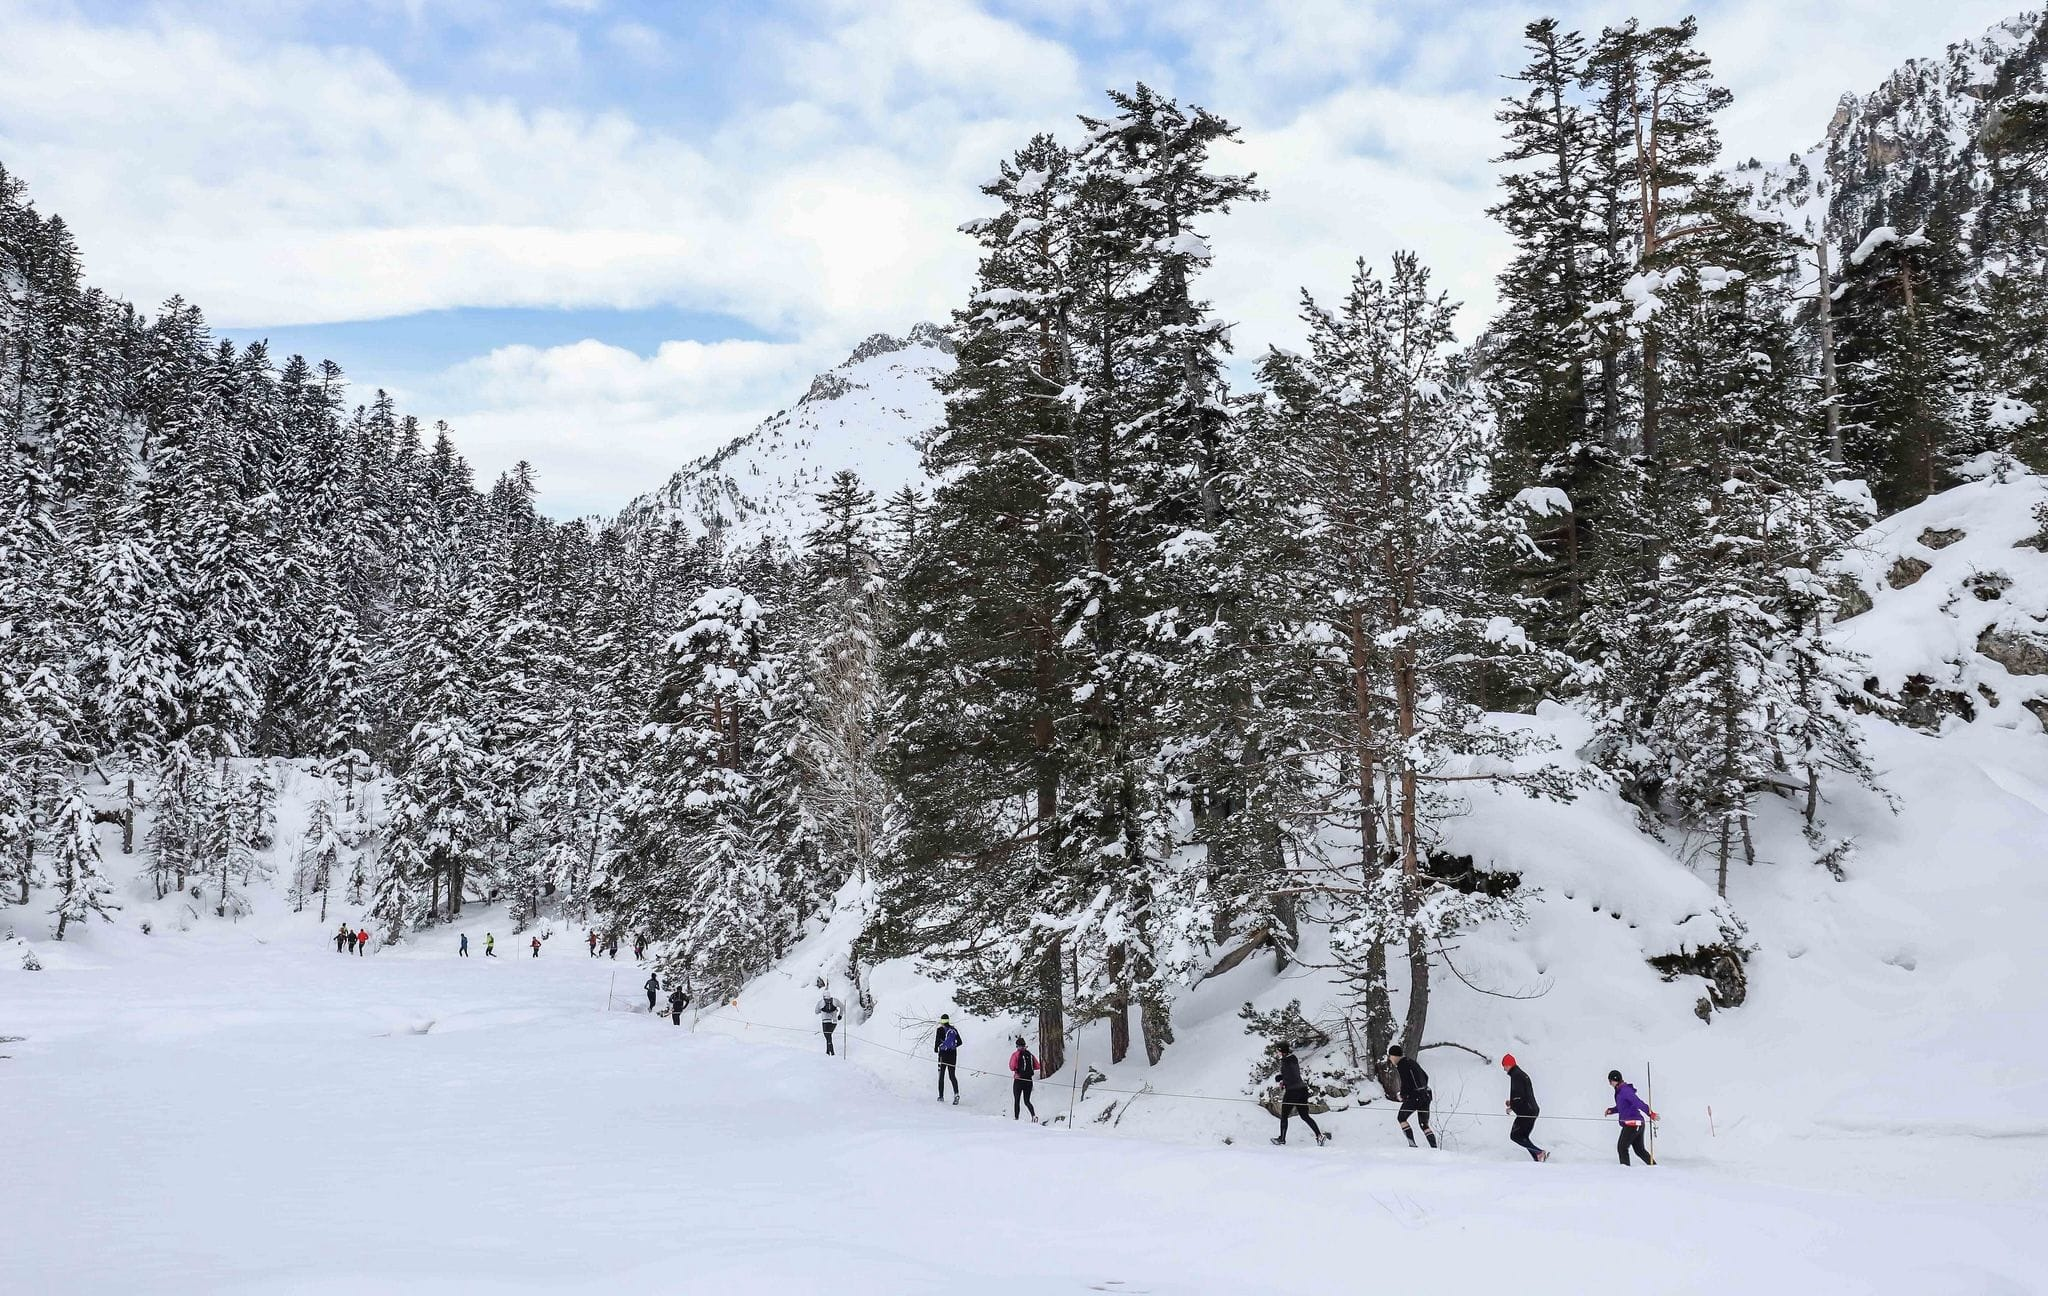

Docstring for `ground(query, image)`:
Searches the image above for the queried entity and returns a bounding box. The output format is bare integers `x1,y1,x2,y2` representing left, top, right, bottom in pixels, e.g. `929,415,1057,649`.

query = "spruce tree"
47,782,116,939
1259,253,1573,1068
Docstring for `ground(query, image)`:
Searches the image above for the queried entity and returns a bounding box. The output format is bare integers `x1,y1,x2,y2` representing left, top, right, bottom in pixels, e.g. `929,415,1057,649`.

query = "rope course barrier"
684,1007,1656,1128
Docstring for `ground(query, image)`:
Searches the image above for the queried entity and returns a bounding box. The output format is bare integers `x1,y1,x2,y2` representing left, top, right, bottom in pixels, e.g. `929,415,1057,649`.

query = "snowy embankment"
703,473,2048,1206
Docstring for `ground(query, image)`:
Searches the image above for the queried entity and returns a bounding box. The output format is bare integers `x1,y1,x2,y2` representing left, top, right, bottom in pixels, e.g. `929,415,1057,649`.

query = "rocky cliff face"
1738,12,2047,254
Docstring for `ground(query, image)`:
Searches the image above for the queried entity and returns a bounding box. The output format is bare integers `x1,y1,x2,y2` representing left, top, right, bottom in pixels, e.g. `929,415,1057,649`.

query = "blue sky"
0,0,2022,515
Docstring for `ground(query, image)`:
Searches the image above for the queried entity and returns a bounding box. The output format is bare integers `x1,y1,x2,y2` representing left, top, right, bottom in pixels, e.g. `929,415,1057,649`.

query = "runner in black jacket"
1270,1043,1328,1146
934,1015,962,1103
1502,1053,1548,1162
1387,1045,1437,1148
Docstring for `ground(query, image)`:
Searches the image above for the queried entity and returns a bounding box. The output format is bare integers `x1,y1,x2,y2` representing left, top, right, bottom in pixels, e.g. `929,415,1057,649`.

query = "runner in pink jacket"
1009,1036,1039,1121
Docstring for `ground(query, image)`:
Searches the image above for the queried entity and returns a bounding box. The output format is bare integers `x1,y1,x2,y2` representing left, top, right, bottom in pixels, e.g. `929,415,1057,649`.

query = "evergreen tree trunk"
1140,990,1172,1066
1815,239,1844,464
1106,942,1131,1064
1363,937,1397,1098
1037,936,1066,1078
1395,649,1430,1056
1277,880,1294,970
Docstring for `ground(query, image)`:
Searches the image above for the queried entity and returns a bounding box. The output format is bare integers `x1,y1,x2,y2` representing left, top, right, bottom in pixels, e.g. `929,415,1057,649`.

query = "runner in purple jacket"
1605,1070,1658,1165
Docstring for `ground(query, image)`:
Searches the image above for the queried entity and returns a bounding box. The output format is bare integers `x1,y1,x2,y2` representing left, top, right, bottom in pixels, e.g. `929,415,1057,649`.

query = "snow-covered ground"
8,474,2048,1292
6,919,2044,1295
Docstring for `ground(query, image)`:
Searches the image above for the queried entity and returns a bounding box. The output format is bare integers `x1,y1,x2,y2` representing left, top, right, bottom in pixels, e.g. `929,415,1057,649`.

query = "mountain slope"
618,324,952,548
1739,12,2047,247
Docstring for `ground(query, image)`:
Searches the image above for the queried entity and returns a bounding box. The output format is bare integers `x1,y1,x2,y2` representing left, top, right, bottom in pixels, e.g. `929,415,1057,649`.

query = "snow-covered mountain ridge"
1739,11,2046,243
617,323,953,547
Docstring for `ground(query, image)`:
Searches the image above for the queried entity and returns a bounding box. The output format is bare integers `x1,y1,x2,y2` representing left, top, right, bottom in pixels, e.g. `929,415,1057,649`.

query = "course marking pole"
1066,1047,1079,1130
1646,1060,1656,1161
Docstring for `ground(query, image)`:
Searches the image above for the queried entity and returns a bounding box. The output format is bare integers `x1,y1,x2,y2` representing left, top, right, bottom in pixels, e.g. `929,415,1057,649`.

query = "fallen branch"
1435,938,1553,1001
1419,1040,1492,1063
1196,927,1273,984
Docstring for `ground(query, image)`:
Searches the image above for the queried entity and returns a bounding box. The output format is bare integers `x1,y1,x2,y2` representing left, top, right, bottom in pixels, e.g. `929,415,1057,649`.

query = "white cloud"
605,20,665,64
0,0,2027,516
415,336,838,516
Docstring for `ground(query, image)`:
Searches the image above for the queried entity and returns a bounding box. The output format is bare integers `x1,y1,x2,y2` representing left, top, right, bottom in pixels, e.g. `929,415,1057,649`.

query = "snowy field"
9,479,2048,1293
6,921,2045,1295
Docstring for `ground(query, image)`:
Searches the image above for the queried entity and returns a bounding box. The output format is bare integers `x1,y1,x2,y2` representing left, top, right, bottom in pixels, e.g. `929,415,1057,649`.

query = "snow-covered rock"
1830,469,2048,732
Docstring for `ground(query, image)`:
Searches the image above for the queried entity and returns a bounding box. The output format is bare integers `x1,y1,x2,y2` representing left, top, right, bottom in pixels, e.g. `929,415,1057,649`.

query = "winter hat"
939,1014,951,1022
1607,1070,1624,1083
1277,1041,1293,1054
1386,1045,1404,1058
1500,1053,1517,1069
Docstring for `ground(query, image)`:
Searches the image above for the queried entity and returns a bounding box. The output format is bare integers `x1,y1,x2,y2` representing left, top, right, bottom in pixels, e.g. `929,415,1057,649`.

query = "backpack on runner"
940,1025,960,1053
1015,1048,1034,1078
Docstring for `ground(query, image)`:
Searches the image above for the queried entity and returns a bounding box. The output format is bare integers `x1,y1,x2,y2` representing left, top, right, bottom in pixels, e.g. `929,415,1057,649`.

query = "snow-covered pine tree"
0,432,89,903
200,760,259,919
1058,85,1263,1066
47,781,115,938
377,569,493,931
607,586,783,997
1834,217,1973,510
144,739,207,900
1482,18,1616,655
304,603,373,807
1258,253,1573,1069
1972,95,2048,470
880,132,1086,1074
1584,17,1732,460
291,790,346,919
1579,140,1884,890
795,471,890,918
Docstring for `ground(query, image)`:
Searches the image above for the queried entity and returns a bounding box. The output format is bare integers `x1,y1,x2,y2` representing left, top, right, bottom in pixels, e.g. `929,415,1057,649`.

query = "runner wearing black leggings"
1270,1043,1328,1146
1503,1054,1549,1162
934,1016,962,1104
1009,1036,1039,1120
1388,1045,1437,1148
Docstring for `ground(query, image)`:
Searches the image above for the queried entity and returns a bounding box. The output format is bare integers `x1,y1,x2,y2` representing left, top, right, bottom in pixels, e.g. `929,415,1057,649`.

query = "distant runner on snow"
815,981,841,1055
